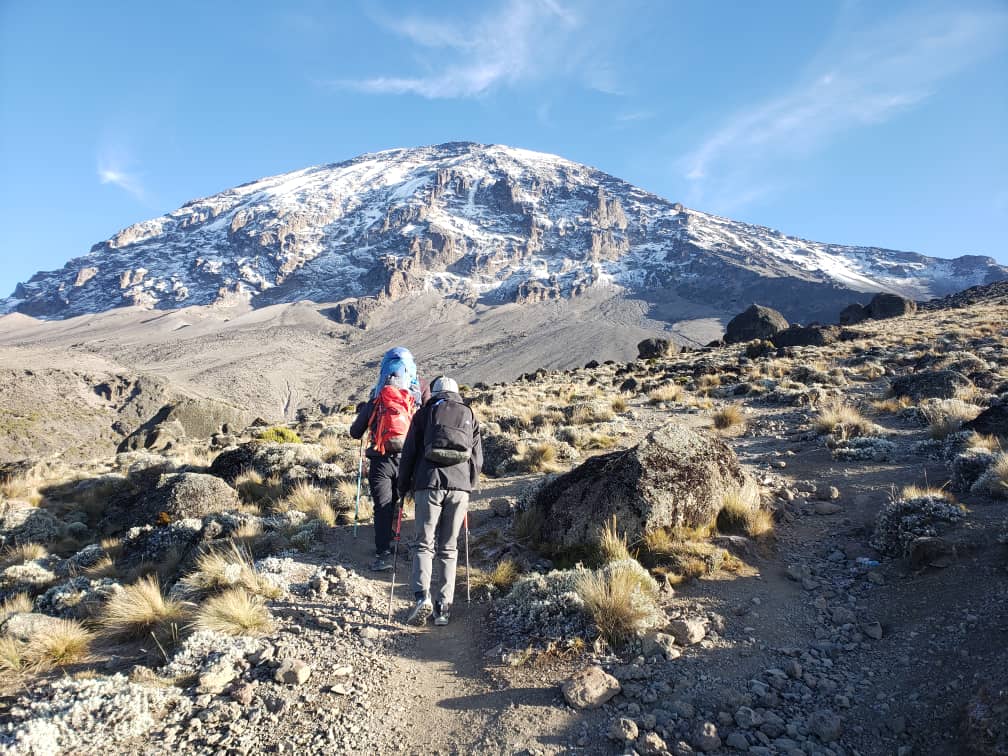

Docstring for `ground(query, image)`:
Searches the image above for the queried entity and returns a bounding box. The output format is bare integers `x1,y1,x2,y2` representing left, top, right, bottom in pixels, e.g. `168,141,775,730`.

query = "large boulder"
120,396,256,452
481,432,521,478
532,423,746,549
637,338,679,360
838,303,868,325
148,473,239,521
963,401,1008,437
724,305,789,345
866,293,916,320
208,442,324,484
890,370,974,401
771,324,839,348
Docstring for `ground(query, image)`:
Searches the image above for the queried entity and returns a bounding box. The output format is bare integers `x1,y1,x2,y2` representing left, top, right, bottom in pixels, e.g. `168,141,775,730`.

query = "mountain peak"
3,143,1005,321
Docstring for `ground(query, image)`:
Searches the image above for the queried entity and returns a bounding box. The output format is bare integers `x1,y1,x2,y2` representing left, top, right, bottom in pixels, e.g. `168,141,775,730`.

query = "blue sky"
1,0,1006,297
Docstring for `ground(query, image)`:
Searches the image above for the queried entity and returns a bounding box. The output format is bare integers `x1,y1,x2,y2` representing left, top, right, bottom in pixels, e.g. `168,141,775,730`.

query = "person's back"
397,376,483,626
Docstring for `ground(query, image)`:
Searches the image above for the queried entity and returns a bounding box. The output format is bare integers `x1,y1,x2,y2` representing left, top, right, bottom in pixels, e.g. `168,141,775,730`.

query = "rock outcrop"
866,293,917,319
637,338,679,360
531,423,746,549
890,370,973,401
724,305,789,345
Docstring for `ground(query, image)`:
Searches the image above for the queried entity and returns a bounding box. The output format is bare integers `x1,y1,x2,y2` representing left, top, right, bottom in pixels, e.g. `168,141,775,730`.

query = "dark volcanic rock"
481,432,521,477
724,305,789,345
148,473,239,521
890,370,974,401
962,402,1008,437
532,423,746,549
770,324,839,348
838,303,868,325
866,292,917,319
637,338,679,360
208,442,325,484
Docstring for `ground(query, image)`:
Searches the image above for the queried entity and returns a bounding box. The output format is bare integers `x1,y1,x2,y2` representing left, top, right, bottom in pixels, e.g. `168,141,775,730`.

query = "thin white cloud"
678,5,1008,210
97,150,146,200
344,0,612,98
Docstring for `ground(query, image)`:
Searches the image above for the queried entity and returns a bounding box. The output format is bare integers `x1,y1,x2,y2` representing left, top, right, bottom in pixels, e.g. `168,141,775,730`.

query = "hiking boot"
434,603,451,626
369,555,393,572
407,597,433,625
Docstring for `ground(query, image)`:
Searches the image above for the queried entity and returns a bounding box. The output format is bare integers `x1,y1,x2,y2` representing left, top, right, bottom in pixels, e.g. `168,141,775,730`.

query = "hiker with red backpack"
350,347,429,572
397,376,483,626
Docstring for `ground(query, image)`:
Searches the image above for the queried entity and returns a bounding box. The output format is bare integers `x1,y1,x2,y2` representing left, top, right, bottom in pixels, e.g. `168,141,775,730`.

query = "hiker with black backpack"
350,348,429,572
397,376,483,626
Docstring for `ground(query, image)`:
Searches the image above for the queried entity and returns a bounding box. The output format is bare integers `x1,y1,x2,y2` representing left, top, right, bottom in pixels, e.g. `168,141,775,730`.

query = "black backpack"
423,397,475,466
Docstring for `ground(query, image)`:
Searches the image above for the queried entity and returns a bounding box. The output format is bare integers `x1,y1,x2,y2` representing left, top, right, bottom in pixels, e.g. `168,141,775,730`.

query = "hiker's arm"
349,400,374,440
397,409,422,496
470,419,483,486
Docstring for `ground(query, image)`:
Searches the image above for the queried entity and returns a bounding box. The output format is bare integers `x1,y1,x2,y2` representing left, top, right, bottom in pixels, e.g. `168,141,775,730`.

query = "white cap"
431,376,459,394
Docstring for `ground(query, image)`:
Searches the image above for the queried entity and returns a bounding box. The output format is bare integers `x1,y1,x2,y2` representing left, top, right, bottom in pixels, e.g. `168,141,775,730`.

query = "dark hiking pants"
367,454,401,554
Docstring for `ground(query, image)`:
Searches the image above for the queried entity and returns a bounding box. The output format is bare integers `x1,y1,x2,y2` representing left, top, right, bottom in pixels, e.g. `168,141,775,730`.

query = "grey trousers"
410,488,469,607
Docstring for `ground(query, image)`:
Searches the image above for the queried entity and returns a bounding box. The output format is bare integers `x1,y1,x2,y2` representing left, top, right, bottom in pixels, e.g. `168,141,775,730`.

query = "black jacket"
397,391,483,496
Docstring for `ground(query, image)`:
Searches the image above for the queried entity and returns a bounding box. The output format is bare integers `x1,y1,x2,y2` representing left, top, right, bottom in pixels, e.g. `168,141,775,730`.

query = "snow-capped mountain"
4,142,1005,322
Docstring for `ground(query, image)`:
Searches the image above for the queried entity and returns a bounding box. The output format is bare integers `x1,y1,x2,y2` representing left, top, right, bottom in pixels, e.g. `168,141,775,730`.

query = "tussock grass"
966,432,1002,452
27,618,93,669
813,401,877,439
640,527,723,579
610,396,628,413
568,403,615,425
0,636,27,673
697,374,722,394
0,542,47,569
0,474,41,503
100,576,188,641
920,399,982,440
712,404,746,431
513,442,562,474
281,482,337,526
176,543,281,600
985,453,1008,497
901,484,955,501
334,479,360,510
717,479,773,537
1,593,33,622
256,426,302,444
83,555,118,579
192,588,273,636
319,434,344,462
512,506,545,547
872,396,912,414
648,384,682,404
234,468,282,508
576,561,660,647
470,559,521,593
598,516,631,563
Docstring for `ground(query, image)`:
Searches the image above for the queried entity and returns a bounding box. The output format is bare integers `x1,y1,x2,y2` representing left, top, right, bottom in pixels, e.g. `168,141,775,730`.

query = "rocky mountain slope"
4,143,1005,324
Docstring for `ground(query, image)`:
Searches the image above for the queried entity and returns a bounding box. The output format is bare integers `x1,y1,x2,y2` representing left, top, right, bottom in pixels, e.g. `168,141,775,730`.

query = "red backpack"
369,385,416,455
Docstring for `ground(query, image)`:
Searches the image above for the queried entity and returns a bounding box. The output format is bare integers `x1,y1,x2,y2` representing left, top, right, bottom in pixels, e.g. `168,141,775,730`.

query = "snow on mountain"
4,142,1005,322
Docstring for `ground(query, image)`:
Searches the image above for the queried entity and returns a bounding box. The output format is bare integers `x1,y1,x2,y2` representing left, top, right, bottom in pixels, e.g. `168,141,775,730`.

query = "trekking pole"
464,511,471,605
353,437,364,538
387,499,405,624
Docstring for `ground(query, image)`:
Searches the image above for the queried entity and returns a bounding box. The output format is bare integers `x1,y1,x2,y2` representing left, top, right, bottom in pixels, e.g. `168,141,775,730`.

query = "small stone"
608,717,638,742
814,502,843,515
809,709,842,742
692,721,721,752
669,618,706,645
231,683,256,706
561,666,621,709
198,661,239,694
725,731,749,750
831,606,856,626
816,485,841,501
784,660,802,679
359,627,380,641
867,571,885,585
274,659,312,686
862,621,883,640
490,498,513,517
888,715,906,734
639,731,668,755
735,707,762,728
332,665,353,678
329,684,351,695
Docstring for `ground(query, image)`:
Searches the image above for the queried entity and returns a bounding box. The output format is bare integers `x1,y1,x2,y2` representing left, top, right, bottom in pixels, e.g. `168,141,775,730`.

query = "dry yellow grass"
1,593,33,622
712,404,746,431
83,555,118,579
717,480,773,537
576,561,659,647
0,474,42,503
177,543,281,600
470,559,521,593
100,576,188,641
335,479,359,509
319,434,344,462
872,396,912,414
281,482,337,526
920,399,982,440
512,506,545,546
640,527,723,578
813,401,876,439
985,453,1008,498
697,374,722,394
597,516,632,563
610,396,628,413
27,618,93,669
568,403,615,425
901,484,954,501
648,384,682,404
965,433,1002,452
514,441,562,473
192,588,273,636
0,542,47,569
0,636,27,674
